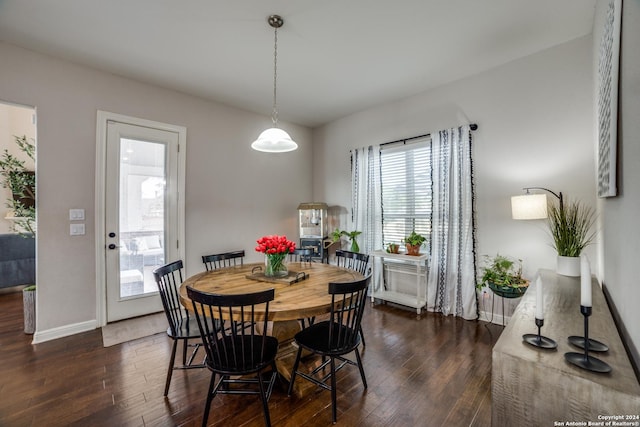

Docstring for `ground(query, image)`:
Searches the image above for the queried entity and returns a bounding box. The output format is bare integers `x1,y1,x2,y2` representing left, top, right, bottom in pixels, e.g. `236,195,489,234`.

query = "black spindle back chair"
287,276,371,423
152,260,205,396
187,286,279,427
335,249,370,275
202,250,245,271
288,247,314,263
335,249,370,346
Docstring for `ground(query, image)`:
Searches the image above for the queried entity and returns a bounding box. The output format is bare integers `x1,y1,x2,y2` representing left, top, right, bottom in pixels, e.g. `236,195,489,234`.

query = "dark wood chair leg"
355,348,367,388
202,372,216,427
359,325,366,347
257,369,272,427
330,357,337,424
182,338,188,365
287,346,303,396
164,339,178,396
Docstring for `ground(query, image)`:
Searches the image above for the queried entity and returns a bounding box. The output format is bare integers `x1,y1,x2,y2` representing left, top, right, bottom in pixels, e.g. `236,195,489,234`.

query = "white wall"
597,0,640,369
0,42,312,338
313,36,596,317
0,103,36,233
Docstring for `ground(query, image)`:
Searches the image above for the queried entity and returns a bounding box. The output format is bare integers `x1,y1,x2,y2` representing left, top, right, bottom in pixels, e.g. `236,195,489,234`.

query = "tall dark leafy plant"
547,200,595,257
0,135,36,236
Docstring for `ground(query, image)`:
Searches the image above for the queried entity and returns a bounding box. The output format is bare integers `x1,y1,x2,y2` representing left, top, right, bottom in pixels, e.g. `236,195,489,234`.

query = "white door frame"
95,110,186,327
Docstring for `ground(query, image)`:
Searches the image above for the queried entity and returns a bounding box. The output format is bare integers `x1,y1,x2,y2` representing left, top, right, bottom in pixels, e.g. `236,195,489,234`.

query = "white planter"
557,256,580,277
23,288,36,334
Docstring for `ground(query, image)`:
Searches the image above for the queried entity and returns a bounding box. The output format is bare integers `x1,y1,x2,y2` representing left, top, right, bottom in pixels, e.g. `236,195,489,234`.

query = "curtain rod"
380,123,478,147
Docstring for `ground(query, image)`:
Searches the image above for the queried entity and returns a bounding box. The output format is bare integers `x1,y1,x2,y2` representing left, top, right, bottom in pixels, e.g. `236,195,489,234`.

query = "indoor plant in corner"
0,135,36,236
477,254,529,299
547,200,596,277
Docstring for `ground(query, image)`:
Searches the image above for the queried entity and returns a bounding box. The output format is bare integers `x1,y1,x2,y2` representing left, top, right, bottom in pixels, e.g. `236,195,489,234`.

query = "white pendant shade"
251,127,298,153
511,194,548,220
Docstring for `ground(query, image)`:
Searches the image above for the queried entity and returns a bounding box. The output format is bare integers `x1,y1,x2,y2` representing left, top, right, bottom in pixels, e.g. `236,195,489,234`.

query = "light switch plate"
70,223,85,236
69,209,85,221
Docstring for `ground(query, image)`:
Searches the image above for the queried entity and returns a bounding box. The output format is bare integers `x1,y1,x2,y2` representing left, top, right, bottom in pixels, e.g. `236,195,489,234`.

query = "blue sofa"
0,233,35,288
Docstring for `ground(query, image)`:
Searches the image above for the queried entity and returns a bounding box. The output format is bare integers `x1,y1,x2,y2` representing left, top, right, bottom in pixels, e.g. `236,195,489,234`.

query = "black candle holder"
523,318,557,349
564,306,611,373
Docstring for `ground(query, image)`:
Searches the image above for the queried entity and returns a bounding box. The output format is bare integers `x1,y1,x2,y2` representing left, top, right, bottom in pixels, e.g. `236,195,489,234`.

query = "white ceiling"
0,0,596,128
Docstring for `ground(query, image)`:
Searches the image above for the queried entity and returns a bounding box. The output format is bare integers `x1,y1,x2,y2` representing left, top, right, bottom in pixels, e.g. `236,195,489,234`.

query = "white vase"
557,255,580,277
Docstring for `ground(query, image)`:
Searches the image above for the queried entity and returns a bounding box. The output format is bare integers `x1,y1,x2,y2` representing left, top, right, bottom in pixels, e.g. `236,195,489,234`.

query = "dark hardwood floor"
0,290,502,426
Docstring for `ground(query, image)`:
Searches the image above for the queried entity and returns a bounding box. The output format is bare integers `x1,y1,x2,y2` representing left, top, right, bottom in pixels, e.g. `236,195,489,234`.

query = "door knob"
108,232,116,238
108,243,117,250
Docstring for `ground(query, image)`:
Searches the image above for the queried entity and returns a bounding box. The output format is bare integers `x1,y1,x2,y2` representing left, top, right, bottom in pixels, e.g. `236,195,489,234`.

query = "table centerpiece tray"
246,268,309,285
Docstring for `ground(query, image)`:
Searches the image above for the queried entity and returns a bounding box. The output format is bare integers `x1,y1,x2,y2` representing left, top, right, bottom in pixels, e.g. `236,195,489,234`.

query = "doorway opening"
0,101,37,318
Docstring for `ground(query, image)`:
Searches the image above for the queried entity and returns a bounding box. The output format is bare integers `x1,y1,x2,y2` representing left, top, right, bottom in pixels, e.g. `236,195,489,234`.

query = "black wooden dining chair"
152,260,206,397
288,247,314,263
288,247,317,329
187,286,279,427
202,250,245,271
287,275,371,423
335,250,370,346
335,250,370,275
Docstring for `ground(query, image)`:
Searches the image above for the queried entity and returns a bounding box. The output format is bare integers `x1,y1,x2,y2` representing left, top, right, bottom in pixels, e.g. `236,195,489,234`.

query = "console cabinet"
492,269,640,425
370,250,428,314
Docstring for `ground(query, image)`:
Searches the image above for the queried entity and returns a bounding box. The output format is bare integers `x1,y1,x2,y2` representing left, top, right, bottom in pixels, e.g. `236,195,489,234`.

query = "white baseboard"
478,309,510,326
31,319,97,344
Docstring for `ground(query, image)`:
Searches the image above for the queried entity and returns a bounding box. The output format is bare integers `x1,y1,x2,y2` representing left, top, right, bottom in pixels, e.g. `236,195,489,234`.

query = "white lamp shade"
251,128,298,153
511,194,548,220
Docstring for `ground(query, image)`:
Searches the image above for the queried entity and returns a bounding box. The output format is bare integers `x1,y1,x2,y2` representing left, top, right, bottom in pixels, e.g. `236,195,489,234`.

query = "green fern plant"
477,254,527,290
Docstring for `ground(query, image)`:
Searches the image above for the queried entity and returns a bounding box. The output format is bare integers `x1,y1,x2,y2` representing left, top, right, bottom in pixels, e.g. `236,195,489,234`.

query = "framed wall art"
597,0,622,198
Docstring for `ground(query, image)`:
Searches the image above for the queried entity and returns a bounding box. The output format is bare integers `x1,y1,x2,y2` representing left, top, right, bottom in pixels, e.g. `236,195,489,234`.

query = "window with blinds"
380,137,432,251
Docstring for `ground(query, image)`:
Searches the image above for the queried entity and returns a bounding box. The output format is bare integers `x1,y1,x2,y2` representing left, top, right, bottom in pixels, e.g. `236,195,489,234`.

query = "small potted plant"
331,228,362,253
386,242,400,254
477,254,529,298
403,231,426,256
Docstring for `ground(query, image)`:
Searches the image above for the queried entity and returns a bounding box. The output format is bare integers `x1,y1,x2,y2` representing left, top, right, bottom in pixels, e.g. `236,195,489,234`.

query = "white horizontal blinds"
380,137,432,250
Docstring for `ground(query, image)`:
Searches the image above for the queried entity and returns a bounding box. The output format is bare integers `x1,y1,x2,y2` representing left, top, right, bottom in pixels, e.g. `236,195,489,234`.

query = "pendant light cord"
272,25,279,127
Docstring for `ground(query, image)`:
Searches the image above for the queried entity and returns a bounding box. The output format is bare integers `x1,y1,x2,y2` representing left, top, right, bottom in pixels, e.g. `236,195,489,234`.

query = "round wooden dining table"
179,261,365,393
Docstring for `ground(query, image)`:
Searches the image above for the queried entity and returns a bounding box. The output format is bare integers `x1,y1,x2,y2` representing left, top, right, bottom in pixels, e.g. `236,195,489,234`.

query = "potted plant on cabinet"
403,231,426,256
331,229,362,253
547,200,595,277
385,242,400,254
477,254,529,298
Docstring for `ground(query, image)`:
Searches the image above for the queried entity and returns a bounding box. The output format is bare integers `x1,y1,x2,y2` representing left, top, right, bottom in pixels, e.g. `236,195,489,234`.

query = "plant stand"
23,288,35,334
488,282,528,327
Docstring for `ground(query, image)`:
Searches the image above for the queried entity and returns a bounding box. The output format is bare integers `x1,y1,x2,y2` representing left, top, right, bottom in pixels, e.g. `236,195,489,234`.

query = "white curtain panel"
350,145,382,256
427,125,477,319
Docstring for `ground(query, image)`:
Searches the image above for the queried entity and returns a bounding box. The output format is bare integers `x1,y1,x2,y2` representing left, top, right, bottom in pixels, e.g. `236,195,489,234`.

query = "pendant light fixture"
251,15,298,153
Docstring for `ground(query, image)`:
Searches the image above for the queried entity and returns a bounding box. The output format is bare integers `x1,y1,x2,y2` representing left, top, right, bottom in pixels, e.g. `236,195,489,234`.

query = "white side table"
370,250,428,314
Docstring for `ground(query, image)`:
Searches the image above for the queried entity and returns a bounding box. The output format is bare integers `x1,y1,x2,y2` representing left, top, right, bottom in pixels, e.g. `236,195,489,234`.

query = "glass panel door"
105,120,179,322
118,138,166,298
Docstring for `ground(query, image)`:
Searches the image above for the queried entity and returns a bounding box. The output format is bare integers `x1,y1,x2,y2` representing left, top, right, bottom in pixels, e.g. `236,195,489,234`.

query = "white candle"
580,254,592,307
535,276,544,320
536,276,544,320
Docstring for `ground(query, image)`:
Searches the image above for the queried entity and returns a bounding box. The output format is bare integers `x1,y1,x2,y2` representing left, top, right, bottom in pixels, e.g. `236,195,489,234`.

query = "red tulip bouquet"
255,235,296,277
